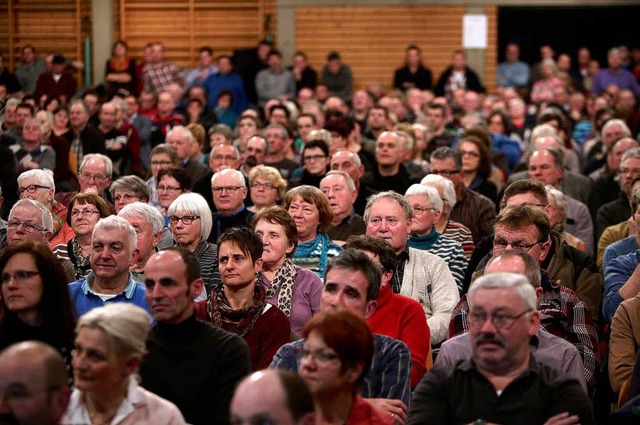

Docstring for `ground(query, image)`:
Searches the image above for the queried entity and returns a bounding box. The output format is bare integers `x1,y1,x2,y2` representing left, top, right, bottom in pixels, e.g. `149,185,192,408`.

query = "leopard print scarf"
264,258,296,317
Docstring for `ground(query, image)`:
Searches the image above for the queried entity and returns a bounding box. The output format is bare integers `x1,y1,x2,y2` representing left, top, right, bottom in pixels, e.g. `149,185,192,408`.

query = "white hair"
9,199,53,232
322,170,356,192
211,168,246,187
79,153,113,177
468,272,536,311
602,119,631,140
166,125,195,145
405,184,443,213
17,169,55,192
92,215,137,252
167,193,212,242
118,202,165,234
421,174,457,208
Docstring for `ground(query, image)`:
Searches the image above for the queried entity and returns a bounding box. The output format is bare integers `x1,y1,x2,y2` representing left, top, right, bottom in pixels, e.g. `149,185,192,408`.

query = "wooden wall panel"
296,5,497,92
115,0,277,68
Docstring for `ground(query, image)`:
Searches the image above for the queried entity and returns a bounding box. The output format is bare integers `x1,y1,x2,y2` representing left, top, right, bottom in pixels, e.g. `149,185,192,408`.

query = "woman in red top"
298,308,394,425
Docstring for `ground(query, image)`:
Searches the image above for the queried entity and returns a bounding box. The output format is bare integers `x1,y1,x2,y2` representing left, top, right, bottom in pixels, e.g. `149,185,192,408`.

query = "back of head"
485,249,542,288
344,234,396,273
503,179,549,205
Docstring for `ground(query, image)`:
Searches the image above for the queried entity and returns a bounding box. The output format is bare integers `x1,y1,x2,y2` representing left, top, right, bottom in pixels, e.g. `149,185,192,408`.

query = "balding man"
321,170,365,243
330,149,376,216
230,370,315,425
97,101,131,178
0,341,71,425
166,126,209,184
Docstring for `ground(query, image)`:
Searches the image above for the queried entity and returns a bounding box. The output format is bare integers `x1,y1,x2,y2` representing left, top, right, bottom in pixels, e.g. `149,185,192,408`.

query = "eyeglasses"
431,169,461,176
493,239,543,252
79,172,108,183
459,150,480,158
1,270,40,285
151,160,173,167
169,215,200,225
71,209,100,218
619,167,640,175
23,124,41,131
7,221,47,233
18,185,51,195
251,182,274,190
157,185,182,192
368,217,401,227
212,186,244,194
295,347,339,364
304,154,327,162
413,206,436,215
468,309,532,330
211,155,238,162
113,193,138,202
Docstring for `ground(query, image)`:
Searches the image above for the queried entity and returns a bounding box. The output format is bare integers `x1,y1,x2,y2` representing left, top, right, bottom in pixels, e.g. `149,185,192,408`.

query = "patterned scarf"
263,258,296,317
50,201,66,239
71,237,91,280
209,281,266,337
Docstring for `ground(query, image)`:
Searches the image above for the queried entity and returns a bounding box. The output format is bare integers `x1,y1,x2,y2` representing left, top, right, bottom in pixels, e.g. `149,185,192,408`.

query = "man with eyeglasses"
55,153,115,214
438,250,587,393
430,147,496,244
208,169,254,244
453,202,600,392
289,140,330,188
6,199,52,247
12,118,55,173
405,184,467,294
271,249,412,420
364,191,458,346
0,341,72,425
408,273,595,425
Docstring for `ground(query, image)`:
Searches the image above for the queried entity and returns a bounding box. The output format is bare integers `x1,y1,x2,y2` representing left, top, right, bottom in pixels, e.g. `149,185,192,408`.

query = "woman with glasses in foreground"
63,303,186,424
166,192,217,299
298,308,393,425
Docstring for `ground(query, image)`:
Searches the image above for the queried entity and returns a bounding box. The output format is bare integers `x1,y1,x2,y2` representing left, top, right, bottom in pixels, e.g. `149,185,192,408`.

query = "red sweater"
367,284,430,388
346,395,394,425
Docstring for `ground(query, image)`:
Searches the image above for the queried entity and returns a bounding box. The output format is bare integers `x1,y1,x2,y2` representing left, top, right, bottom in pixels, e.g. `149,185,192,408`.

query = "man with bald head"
0,341,71,425
330,149,376,216
230,370,315,425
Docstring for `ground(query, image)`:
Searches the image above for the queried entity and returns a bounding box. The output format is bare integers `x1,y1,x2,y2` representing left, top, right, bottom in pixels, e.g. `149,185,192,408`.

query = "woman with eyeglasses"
157,167,191,217
248,165,287,213
52,193,111,280
252,206,323,338
457,134,498,206
63,303,186,424
0,242,77,378
284,185,342,279
298,308,393,425
147,144,179,210
166,192,219,299
289,138,331,188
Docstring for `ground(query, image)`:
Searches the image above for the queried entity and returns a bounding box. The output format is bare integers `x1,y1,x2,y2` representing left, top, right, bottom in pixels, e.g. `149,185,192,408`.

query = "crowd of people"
1,37,640,424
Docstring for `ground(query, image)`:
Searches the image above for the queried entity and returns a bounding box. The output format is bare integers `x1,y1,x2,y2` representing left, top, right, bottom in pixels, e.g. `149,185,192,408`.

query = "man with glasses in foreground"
450,203,600,392
0,341,71,425
408,273,595,424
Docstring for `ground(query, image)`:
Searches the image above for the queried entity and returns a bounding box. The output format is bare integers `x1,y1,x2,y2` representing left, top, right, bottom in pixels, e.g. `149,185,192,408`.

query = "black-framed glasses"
431,169,461,176
1,270,40,285
212,186,244,194
18,185,51,195
303,154,327,162
493,239,543,252
6,221,47,233
294,347,339,364
468,309,533,330
150,160,173,167
169,215,200,225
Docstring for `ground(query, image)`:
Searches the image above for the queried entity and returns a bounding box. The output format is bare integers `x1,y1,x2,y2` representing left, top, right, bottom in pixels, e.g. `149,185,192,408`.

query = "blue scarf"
408,227,440,251
294,233,331,278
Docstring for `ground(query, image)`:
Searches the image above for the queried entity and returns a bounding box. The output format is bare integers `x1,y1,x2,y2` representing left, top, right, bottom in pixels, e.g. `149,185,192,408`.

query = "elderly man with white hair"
405,184,467,294
10,117,55,173
209,168,255,244
68,215,149,316
17,169,74,246
118,202,165,284
421,174,474,260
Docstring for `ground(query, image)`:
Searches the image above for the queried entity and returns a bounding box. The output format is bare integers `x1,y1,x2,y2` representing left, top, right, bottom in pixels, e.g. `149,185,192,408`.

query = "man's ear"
190,278,204,299
364,300,377,319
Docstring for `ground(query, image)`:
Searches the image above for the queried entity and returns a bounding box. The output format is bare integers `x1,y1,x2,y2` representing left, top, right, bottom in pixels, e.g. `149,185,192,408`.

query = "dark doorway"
499,6,640,66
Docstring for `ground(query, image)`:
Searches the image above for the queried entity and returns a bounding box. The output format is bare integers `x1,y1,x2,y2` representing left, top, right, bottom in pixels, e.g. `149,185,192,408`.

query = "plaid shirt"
448,272,600,392
270,335,412,407
142,61,185,95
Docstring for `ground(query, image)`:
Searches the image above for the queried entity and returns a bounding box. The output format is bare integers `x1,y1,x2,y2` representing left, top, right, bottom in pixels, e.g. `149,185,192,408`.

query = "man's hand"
544,412,581,425
367,398,407,424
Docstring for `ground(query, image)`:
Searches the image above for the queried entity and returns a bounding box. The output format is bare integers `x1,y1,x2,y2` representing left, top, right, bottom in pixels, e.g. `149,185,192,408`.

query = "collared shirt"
142,61,186,95
393,246,410,294
64,378,143,424
68,272,150,316
449,272,600,391
407,356,595,424
327,209,365,242
270,334,412,407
